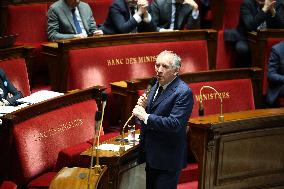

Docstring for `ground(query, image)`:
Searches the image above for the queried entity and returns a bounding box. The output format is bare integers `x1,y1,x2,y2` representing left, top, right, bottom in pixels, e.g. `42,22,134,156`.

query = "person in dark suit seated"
101,0,156,34
150,0,200,32
132,50,193,189
266,41,284,107
47,0,103,41
0,69,23,106
225,0,284,67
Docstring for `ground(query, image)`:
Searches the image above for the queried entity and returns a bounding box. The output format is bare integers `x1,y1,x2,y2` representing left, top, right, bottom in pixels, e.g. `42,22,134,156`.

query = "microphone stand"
199,86,224,122
119,79,155,153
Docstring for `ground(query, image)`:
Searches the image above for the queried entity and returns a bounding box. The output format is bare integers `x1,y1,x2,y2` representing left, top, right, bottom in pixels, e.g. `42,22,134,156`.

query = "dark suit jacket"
267,41,284,106
0,69,23,106
101,0,156,34
150,0,200,31
139,77,193,171
47,0,98,41
225,0,284,42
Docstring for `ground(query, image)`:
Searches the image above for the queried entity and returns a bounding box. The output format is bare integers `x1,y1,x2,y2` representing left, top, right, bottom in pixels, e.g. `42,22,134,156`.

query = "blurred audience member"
101,0,156,34
267,41,284,107
225,0,284,67
0,69,23,106
47,0,103,41
150,0,200,32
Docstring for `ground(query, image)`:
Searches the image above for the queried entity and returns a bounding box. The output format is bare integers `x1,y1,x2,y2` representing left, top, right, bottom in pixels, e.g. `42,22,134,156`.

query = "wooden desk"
81,133,140,189
49,166,108,189
189,108,284,189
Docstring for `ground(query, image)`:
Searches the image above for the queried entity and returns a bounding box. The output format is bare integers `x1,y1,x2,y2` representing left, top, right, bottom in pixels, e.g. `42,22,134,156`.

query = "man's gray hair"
157,50,181,69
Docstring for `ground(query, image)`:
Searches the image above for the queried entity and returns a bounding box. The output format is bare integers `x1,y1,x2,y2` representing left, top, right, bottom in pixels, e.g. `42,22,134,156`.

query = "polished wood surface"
49,166,108,189
42,30,217,92
189,108,284,189
81,132,140,189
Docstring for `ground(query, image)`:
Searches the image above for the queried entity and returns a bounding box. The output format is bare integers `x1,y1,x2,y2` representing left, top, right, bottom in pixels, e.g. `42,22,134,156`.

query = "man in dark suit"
150,0,200,32
0,69,23,106
47,0,103,41
225,0,284,67
133,51,193,189
267,41,284,107
101,0,156,34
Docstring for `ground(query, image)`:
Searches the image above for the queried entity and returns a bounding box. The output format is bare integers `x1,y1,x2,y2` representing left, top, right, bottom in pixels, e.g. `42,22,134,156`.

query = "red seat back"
68,40,209,91
6,3,49,44
0,58,30,97
222,0,242,29
189,79,255,117
10,100,97,185
216,0,242,69
87,0,112,25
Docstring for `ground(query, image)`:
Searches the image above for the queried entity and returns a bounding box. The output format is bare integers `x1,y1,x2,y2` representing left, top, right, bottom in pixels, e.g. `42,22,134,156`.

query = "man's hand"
93,30,104,36
183,0,198,10
132,105,148,121
137,0,148,16
74,33,88,38
262,0,276,13
137,93,148,108
159,28,174,32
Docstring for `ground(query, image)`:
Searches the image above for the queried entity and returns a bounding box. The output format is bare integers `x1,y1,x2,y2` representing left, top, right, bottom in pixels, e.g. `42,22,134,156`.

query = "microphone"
94,111,103,136
96,92,107,146
199,86,224,122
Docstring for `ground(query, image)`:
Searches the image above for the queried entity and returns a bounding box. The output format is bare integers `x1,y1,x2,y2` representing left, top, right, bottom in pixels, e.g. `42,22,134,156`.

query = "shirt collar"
159,76,177,90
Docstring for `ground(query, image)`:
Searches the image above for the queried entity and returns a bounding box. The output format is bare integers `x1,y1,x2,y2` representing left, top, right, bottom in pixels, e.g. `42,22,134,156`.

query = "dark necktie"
130,7,136,16
71,8,82,34
154,86,163,102
174,3,181,30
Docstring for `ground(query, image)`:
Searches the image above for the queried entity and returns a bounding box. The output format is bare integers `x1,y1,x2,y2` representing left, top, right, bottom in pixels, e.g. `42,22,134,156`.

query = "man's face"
155,54,178,86
125,0,138,7
66,0,80,8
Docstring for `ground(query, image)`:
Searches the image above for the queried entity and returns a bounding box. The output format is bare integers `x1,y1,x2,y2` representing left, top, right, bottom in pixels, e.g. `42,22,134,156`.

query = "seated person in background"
0,69,23,106
101,0,156,34
266,41,284,107
47,0,103,41
150,0,200,32
225,0,284,67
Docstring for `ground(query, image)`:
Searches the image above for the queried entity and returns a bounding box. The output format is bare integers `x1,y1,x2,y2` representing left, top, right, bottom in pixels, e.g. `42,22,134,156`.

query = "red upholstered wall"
6,4,49,44
68,40,209,91
10,100,97,185
189,79,255,118
0,58,30,97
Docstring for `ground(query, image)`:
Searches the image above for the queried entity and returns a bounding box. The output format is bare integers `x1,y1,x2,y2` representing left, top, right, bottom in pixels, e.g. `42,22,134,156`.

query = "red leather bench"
0,46,33,97
5,3,50,88
0,87,110,188
86,0,112,26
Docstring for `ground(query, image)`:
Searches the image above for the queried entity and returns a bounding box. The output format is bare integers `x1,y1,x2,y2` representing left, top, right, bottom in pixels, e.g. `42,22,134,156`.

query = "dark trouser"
146,164,181,189
235,40,252,67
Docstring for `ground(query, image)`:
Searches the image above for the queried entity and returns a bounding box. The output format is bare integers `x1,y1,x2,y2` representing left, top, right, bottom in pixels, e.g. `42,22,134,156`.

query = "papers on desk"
0,105,21,114
96,144,132,152
17,90,64,104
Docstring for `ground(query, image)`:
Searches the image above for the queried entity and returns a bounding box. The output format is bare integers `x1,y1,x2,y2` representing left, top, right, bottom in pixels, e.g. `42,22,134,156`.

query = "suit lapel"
150,77,179,111
78,3,89,33
60,0,77,33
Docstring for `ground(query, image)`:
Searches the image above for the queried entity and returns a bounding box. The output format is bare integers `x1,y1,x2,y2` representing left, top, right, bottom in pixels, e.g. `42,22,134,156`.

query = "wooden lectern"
189,108,284,189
